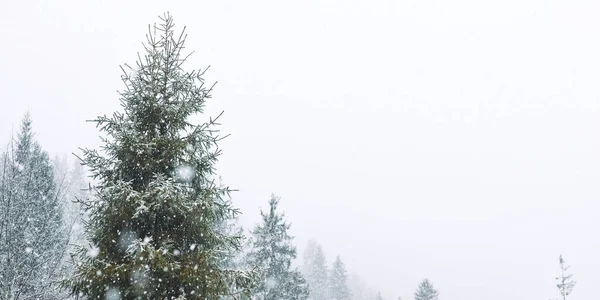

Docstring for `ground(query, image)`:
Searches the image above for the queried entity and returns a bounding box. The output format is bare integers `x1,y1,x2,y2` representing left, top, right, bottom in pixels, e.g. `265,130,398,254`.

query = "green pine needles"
64,12,255,299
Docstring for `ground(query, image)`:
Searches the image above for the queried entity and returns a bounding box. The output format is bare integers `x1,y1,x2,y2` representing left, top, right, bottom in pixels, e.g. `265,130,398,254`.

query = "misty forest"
0,11,582,300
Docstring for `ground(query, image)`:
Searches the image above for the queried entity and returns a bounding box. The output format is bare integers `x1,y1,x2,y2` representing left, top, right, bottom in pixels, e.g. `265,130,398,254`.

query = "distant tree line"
0,12,577,300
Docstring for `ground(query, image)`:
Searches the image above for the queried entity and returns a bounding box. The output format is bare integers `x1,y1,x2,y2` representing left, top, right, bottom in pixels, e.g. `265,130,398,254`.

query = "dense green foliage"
63,13,254,299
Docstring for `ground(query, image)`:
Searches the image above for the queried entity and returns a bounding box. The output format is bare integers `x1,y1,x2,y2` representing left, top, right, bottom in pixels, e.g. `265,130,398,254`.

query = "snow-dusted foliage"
246,195,309,300
414,279,439,300
302,240,329,300
0,114,69,299
63,13,255,299
328,255,351,300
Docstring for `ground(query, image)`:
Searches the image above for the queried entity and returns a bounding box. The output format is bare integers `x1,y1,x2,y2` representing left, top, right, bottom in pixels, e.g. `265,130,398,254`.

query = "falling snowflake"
87,246,100,258
106,287,121,300
118,230,138,252
175,164,195,182
266,276,277,289
142,236,152,245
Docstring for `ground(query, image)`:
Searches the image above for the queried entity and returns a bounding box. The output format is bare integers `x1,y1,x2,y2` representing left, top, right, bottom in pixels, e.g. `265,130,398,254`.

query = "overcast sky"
2,0,600,299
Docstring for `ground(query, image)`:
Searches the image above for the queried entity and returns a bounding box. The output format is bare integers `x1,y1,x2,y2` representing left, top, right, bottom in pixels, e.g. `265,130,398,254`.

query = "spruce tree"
0,113,68,299
328,255,351,300
554,254,576,300
64,13,254,299
302,240,328,300
375,292,384,300
247,194,309,300
414,279,439,300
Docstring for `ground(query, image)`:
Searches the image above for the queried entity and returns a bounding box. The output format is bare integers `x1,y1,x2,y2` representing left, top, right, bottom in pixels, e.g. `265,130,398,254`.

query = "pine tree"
328,255,351,300
554,254,575,300
0,113,69,299
414,279,439,300
375,291,384,300
247,194,309,300
302,240,328,300
63,13,254,299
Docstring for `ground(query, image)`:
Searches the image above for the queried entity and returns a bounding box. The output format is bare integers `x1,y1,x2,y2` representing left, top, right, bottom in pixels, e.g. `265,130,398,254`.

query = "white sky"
1,0,600,299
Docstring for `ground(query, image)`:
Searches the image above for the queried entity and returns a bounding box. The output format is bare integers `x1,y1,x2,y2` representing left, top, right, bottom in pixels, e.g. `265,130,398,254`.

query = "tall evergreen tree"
0,113,68,299
302,240,328,300
375,292,384,300
414,279,439,300
247,194,309,300
554,254,576,300
63,13,254,299
328,255,351,300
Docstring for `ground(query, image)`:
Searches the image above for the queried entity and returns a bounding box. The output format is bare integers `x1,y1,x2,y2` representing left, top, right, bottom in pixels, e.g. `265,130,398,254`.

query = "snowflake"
87,246,100,258
175,164,195,182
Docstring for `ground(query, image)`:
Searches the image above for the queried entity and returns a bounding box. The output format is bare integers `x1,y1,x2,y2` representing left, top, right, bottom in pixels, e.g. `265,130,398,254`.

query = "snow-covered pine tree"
414,279,439,300
375,291,384,300
302,240,328,300
63,13,254,299
328,255,351,300
0,113,69,300
247,194,309,300
554,254,576,300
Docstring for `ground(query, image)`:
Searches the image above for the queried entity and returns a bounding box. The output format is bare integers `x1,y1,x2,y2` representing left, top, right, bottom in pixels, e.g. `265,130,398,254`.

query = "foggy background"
1,0,599,299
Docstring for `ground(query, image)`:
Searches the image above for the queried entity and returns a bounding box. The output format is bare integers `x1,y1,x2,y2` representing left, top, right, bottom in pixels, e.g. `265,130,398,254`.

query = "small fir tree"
554,254,576,300
303,240,329,300
414,279,439,300
63,13,254,299
247,194,309,300
328,255,351,300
